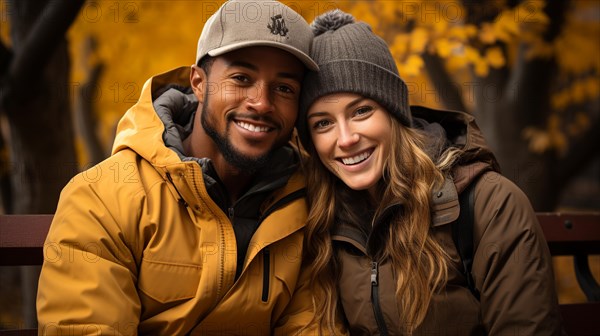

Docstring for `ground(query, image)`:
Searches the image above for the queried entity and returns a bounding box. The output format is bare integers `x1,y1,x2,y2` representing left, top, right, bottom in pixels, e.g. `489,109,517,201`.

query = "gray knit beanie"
297,10,411,148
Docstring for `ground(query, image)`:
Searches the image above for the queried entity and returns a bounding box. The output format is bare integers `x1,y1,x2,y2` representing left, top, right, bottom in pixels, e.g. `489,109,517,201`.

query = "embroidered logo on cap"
267,14,288,37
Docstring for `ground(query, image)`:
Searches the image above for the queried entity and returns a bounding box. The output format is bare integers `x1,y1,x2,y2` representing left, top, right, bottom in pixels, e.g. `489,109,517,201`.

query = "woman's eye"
355,106,373,115
313,119,331,129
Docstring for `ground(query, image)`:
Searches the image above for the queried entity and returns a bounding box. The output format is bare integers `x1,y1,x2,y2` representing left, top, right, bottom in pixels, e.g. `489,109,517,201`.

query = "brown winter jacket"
332,106,565,335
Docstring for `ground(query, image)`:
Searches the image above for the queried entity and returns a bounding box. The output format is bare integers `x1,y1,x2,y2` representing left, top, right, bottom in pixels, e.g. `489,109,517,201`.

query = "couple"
37,0,563,335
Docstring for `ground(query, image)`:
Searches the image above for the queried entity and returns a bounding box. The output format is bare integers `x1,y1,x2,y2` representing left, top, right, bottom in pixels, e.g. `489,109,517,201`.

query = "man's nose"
245,82,273,114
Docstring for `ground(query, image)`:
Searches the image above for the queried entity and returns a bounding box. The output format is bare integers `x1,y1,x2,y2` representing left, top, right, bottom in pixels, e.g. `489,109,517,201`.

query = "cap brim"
207,41,319,71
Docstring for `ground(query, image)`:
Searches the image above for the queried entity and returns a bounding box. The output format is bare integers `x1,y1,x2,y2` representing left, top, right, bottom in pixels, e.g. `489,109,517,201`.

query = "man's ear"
190,65,206,103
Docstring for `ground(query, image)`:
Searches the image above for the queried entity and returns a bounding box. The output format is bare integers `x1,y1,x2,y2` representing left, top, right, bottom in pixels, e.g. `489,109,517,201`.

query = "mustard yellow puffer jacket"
36,67,328,335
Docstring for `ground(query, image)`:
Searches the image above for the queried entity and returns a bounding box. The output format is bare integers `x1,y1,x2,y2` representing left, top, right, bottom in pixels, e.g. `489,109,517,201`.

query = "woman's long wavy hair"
303,115,461,335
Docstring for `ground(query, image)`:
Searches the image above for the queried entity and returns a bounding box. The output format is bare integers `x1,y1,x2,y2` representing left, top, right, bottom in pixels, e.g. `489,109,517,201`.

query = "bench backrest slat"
537,212,600,255
0,215,53,266
0,213,598,335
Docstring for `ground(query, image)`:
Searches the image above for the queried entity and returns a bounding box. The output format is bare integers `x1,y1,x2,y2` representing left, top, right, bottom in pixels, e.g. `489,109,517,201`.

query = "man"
36,1,330,334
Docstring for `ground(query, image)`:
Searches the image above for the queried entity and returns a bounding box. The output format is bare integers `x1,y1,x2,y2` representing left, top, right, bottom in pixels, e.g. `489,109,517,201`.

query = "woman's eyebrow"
307,111,329,120
345,96,366,109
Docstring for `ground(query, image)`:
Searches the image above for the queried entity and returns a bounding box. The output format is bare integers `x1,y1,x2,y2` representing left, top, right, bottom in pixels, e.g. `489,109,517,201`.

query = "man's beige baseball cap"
196,0,319,71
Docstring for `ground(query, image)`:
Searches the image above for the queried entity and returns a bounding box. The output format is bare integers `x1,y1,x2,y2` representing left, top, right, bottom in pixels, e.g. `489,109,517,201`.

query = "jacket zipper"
371,261,389,336
256,189,304,303
262,247,270,302
187,170,225,313
165,172,188,207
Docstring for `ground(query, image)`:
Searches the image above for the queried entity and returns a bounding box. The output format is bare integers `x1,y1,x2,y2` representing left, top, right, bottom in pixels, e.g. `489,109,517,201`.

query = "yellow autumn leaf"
378,0,400,23
434,38,453,58
448,26,471,41
571,80,586,103
464,46,481,62
433,19,449,34
485,47,505,68
390,34,410,59
474,59,489,77
447,55,469,72
525,38,554,60
410,27,429,53
494,10,520,42
551,90,570,110
522,127,551,153
479,23,497,44
548,114,568,154
349,2,379,29
464,25,478,38
516,0,549,25
399,54,425,77
554,25,600,74
584,78,600,99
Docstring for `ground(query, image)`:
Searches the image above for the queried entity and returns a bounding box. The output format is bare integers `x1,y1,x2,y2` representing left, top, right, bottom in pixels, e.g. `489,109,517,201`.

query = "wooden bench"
537,212,600,336
1,213,599,335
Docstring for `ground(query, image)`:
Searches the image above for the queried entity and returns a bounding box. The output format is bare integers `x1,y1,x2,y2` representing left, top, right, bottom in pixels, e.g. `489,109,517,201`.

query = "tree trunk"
4,0,78,214
1,0,80,328
428,0,575,211
481,46,558,211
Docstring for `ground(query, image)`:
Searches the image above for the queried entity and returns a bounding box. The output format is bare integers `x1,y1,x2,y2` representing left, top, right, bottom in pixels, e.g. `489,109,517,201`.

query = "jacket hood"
411,105,501,194
112,66,192,167
110,66,302,215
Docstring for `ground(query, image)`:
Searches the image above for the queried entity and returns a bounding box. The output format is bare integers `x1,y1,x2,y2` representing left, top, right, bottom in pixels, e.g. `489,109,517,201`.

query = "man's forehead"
217,47,305,78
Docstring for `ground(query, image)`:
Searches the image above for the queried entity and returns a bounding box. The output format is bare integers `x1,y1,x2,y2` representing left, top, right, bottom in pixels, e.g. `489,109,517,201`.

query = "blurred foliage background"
0,0,598,329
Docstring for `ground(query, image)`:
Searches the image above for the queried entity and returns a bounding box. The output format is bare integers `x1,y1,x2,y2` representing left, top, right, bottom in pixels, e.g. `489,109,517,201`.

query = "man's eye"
276,85,294,94
233,75,250,83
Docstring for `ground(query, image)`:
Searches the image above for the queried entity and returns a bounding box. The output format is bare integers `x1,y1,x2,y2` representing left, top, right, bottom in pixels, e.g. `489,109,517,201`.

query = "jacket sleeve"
273,263,348,336
471,172,566,335
37,172,143,336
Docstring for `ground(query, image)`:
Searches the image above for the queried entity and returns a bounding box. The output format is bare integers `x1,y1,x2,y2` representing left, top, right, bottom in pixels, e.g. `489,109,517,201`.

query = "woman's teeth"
341,151,371,165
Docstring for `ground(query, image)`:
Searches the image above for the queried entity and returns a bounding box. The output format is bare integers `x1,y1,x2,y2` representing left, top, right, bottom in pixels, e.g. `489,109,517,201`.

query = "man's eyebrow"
227,60,303,82
277,71,303,82
228,60,258,71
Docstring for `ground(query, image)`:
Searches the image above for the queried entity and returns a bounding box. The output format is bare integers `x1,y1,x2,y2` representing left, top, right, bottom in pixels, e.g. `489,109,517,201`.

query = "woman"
297,10,565,336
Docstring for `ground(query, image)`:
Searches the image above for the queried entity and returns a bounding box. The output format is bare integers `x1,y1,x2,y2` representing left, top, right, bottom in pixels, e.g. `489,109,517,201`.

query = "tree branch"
76,61,107,165
0,0,85,109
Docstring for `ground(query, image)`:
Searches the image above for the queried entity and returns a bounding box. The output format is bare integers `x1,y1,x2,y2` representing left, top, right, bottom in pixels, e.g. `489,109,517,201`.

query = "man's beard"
200,96,274,175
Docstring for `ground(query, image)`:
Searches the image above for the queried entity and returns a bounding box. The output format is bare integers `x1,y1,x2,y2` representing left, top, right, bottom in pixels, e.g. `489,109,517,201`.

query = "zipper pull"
228,207,234,221
166,172,188,208
371,261,378,286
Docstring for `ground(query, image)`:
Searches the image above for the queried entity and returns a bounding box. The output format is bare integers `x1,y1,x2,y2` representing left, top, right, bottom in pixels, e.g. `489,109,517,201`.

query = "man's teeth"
342,152,371,165
238,122,269,133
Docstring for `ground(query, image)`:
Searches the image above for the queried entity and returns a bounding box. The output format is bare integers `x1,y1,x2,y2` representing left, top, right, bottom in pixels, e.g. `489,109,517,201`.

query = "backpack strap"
452,179,481,300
